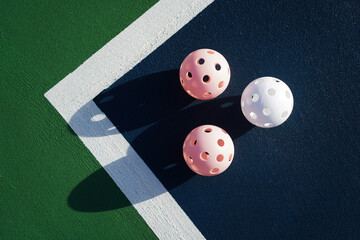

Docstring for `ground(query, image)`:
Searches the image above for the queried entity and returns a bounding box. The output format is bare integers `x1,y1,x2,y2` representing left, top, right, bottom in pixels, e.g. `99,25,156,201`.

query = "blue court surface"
92,1,359,239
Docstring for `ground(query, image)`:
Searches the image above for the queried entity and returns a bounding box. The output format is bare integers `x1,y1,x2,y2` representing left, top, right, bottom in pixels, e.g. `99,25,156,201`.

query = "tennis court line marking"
45,0,213,239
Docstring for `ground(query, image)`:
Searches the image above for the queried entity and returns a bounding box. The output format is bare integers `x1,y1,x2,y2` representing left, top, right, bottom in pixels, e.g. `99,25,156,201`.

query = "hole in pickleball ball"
251,93,259,102
207,50,215,54
210,168,219,174
281,111,288,118
186,72,192,80
267,88,276,96
250,112,257,119
217,139,225,147
190,139,197,146
217,154,224,162
201,152,210,160
202,75,210,83
263,107,272,116
203,92,212,97
285,91,291,99
229,154,233,161
204,128,212,133
264,123,273,127
188,156,193,164
215,64,221,71
197,58,205,65
218,81,224,88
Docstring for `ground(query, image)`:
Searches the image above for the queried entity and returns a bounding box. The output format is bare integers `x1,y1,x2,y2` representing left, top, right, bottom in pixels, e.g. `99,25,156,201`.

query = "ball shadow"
67,66,253,211
68,95,253,211
67,167,132,212
68,69,194,137
129,96,253,190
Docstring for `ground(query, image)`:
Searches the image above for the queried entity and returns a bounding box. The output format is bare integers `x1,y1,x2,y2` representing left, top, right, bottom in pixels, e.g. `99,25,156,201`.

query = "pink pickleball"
179,49,231,100
183,125,235,176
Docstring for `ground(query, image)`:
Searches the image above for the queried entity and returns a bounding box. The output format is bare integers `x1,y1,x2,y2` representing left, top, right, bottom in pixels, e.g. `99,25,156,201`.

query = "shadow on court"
68,70,194,137
68,167,131,211
66,0,360,238
68,70,253,212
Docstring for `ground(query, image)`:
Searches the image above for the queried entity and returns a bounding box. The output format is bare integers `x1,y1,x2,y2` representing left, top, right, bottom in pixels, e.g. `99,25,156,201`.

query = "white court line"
45,0,213,239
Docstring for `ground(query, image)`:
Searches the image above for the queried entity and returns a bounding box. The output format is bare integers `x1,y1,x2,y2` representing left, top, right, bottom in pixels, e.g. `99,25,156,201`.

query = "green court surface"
0,1,158,239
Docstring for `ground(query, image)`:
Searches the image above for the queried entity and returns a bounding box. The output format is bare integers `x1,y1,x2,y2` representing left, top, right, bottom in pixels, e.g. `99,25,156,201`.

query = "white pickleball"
241,76,294,128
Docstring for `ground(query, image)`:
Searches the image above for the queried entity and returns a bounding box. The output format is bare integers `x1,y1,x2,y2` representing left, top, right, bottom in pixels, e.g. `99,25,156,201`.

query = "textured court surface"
94,0,360,239
2,0,360,239
0,1,158,239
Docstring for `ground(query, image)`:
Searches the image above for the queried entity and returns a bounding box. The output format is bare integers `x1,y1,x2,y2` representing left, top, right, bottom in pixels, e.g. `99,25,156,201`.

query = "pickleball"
179,49,231,100
241,76,294,128
183,125,234,176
